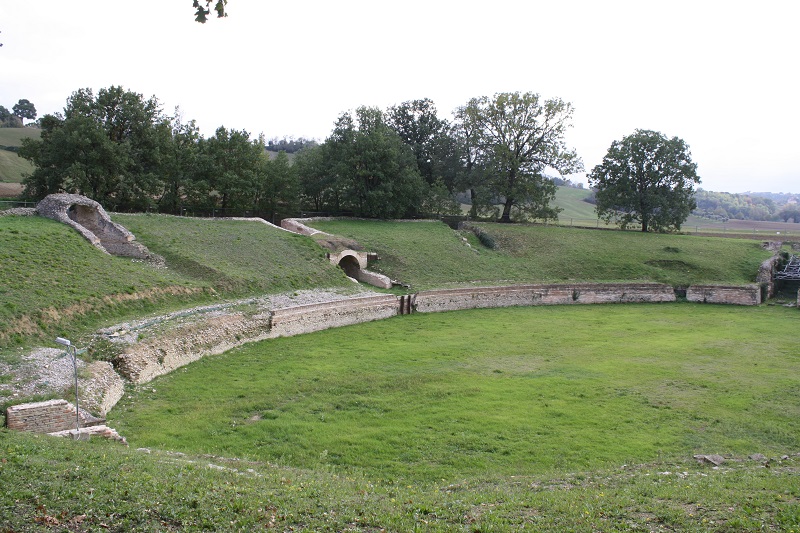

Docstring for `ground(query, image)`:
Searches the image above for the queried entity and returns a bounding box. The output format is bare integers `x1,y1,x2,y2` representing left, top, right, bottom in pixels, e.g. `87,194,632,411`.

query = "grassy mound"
0,216,207,348
113,214,349,295
0,214,351,349
307,219,773,289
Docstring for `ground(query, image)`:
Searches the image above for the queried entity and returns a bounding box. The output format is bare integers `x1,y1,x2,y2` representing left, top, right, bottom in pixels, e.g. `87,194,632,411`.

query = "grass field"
308,219,774,290
2,303,784,531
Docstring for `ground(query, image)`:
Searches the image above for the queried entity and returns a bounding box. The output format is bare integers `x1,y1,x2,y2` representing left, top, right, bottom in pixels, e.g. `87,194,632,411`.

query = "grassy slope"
0,215,351,349
3,303,793,531
0,216,206,347
113,214,350,295
308,219,772,290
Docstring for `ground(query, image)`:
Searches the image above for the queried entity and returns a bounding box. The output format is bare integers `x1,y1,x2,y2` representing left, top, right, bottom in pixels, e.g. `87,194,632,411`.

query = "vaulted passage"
338,255,361,278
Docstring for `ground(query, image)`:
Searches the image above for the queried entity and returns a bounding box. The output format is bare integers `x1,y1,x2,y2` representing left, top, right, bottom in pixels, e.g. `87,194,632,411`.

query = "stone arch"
338,254,362,278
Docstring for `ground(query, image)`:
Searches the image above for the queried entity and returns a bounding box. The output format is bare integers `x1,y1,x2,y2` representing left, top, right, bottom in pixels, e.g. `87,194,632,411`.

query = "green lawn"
110,304,800,482
308,219,772,289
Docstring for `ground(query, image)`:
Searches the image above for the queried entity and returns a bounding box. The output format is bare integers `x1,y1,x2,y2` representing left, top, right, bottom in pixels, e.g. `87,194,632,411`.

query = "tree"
19,86,172,210
588,129,700,232
12,99,37,123
0,105,22,128
778,206,800,223
386,99,461,188
456,92,583,222
324,106,426,218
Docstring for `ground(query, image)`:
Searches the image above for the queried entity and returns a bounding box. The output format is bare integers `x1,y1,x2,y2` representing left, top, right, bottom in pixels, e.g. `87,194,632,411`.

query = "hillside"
0,128,38,187
0,214,352,349
307,219,774,290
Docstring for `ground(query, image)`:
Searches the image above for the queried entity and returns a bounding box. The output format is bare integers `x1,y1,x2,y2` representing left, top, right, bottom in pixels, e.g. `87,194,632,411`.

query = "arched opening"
338,255,361,279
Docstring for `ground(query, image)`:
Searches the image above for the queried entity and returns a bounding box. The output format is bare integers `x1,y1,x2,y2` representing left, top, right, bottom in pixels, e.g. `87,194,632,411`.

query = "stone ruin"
35,193,159,261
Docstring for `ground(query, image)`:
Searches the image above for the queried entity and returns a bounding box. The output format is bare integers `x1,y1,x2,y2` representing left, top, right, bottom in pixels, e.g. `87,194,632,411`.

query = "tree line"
693,190,800,223
19,85,703,231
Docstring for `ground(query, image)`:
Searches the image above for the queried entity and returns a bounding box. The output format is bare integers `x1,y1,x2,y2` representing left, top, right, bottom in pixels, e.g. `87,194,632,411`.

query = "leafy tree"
325,106,426,218
0,105,22,128
778,206,800,223
294,143,340,213
12,99,37,123
386,99,458,187
456,92,583,222
257,151,301,222
19,86,171,209
195,126,263,212
156,113,202,214
588,129,700,232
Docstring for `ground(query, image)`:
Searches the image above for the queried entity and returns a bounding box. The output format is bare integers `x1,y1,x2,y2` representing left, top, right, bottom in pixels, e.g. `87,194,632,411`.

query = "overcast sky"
2,1,798,193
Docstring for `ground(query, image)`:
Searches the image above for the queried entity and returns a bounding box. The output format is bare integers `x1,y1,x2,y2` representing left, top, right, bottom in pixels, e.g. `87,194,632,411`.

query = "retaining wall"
414,283,677,313
269,294,399,337
686,284,762,305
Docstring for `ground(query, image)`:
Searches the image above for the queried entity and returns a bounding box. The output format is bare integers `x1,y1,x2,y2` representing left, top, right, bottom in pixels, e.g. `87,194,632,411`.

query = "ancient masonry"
4,208,790,437
35,193,160,261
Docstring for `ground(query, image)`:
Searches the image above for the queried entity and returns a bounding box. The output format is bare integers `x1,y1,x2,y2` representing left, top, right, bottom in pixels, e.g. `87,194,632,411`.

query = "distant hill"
0,127,38,189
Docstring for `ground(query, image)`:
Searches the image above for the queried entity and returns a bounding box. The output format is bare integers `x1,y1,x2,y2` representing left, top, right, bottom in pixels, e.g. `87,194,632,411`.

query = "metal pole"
72,345,79,431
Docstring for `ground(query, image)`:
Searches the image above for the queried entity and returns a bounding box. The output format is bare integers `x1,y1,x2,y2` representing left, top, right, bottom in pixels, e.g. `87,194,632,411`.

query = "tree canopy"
588,129,700,232
12,99,37,123
454,92,583,222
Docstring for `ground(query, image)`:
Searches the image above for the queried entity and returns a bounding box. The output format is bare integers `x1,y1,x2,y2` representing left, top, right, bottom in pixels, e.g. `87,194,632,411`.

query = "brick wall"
414,283,677,313
686,284,761,305
5,400,102,433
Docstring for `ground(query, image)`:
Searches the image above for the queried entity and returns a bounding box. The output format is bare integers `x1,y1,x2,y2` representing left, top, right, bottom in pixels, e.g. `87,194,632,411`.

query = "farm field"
308,219,774,290
4,302,789,531
0,128,38,186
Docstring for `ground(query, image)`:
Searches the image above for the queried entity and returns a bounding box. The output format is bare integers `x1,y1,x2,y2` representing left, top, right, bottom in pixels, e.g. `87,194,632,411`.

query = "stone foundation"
686,284,761,305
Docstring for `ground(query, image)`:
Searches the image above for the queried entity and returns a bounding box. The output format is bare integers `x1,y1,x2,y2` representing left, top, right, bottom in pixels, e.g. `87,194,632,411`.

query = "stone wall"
81,361,126,416
686,284,761,305
5,399,103,434
114,310,274,384
269,294,399,337
414,283,677,313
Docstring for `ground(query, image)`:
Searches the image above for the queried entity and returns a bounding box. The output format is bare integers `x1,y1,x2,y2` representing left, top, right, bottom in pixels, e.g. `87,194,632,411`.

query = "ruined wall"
5,399,102,434
686,284,761,305
269,294,399,338
355,269,392,289
81,361,126,416
114,311,274,384
414,283,677,313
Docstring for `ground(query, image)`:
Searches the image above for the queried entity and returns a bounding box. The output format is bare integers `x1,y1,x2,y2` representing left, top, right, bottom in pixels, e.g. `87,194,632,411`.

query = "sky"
1,1,798,194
